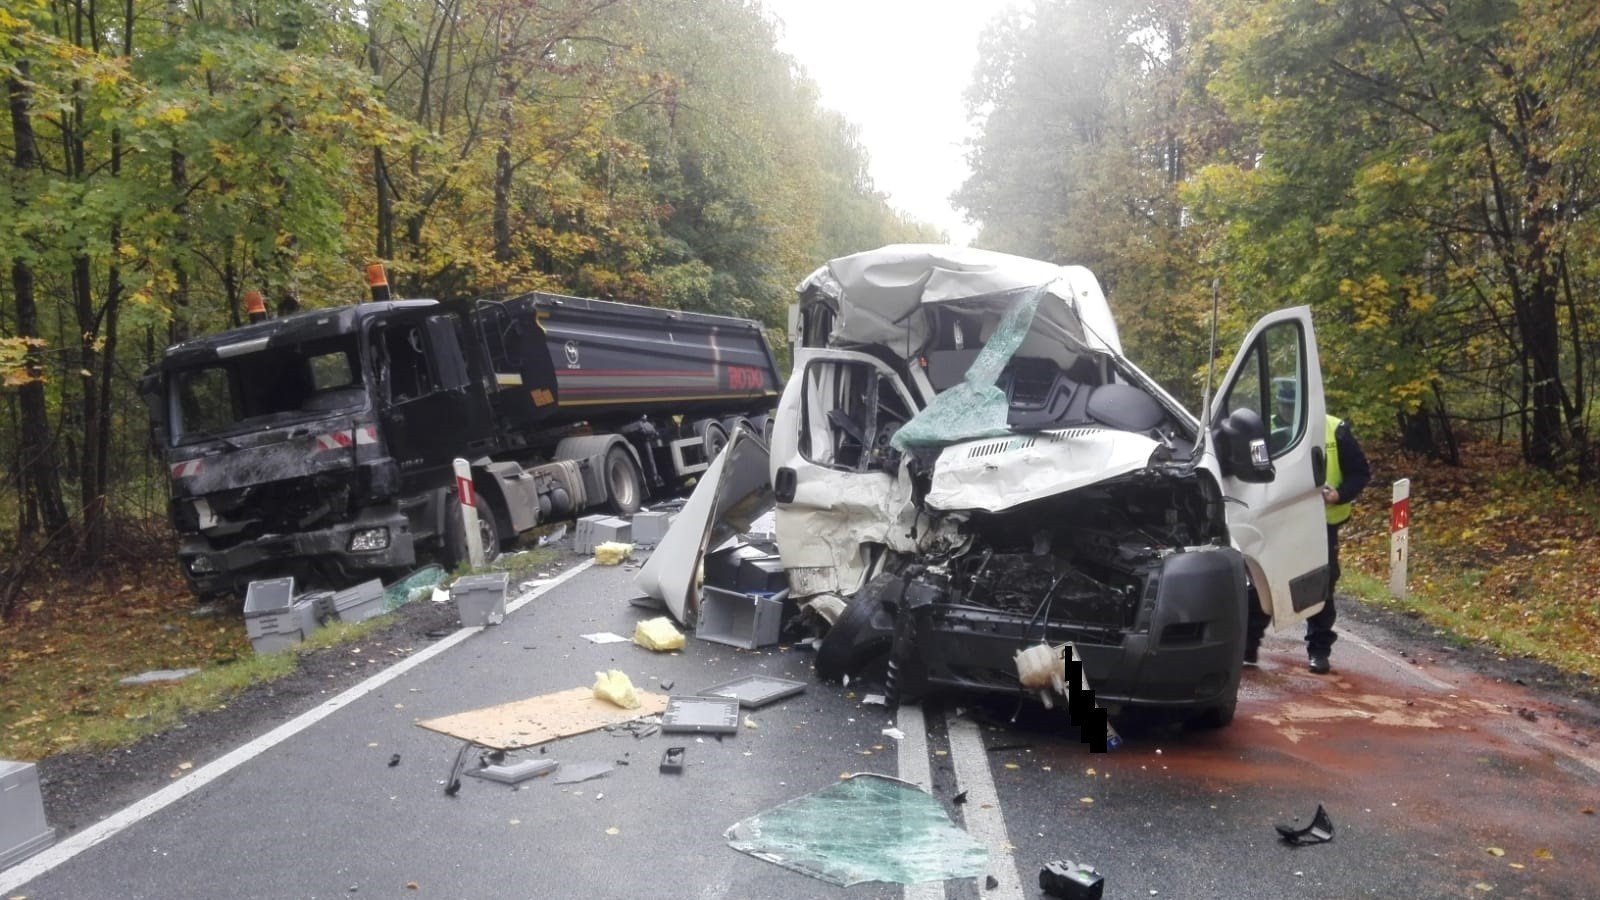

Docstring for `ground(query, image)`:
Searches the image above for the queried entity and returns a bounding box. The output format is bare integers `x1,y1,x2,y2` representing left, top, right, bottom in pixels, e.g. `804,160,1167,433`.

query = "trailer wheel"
750,413,775,444
603,445,644,516
721,416,756,440
694,419,729,462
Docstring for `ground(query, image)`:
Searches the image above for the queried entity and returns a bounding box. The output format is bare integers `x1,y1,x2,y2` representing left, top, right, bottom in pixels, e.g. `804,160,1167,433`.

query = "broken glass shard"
725,773,987,886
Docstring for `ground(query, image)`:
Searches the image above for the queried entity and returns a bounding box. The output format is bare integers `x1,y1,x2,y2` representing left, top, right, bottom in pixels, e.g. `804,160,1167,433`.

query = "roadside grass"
0,519,554,761
1340,437,1600,679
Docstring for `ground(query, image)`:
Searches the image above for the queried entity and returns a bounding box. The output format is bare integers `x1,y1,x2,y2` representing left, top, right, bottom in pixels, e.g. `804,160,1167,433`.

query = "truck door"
770,348,921,599
1206,306,1331,626
374,314,492,477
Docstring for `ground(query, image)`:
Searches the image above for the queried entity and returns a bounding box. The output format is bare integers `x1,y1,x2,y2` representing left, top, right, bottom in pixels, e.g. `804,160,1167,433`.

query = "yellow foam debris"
594,541,634,565
592,669,640,709
633,616,685,652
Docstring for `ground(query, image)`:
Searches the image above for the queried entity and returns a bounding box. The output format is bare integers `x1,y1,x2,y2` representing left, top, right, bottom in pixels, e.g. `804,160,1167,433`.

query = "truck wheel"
750,413,774,444
446,493,502,570
603,446,644,516
694,419,729,462
721,416,756,439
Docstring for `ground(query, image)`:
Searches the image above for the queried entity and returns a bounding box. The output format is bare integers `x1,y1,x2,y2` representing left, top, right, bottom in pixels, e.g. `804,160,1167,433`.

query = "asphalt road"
6,557,1600,899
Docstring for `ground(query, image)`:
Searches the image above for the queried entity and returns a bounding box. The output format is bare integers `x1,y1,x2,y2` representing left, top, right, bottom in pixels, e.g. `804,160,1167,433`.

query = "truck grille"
206,474,354,539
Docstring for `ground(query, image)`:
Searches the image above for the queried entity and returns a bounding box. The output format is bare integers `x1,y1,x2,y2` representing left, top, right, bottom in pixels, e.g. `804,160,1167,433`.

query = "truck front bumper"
178,507,415,597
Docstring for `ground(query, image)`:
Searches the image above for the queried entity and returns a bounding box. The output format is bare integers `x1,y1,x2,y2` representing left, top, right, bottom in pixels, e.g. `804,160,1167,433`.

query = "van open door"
1206,307,1331,627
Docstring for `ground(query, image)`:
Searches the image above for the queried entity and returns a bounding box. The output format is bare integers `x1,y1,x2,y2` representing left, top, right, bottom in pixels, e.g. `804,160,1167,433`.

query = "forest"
5,0,1600,614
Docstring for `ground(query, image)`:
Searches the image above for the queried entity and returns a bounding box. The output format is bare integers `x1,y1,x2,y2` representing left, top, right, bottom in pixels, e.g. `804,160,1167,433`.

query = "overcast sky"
761,0,1020,247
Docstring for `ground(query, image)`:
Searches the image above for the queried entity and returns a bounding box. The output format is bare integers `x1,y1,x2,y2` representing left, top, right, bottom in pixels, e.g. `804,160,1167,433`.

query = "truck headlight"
188,556,216,574
348,528,390,552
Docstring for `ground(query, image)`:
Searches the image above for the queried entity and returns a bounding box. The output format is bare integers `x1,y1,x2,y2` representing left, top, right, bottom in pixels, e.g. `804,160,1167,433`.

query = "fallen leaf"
1486,847,1505,857
1472,885,1491,893
509,819,520,825
1582,807,1595,815
406,883,419,890
178,761,193,771
1534,849,1553,860
605,827,620,836
1508,863,1525,870
1080,797,1094,804
1004,762,1020,770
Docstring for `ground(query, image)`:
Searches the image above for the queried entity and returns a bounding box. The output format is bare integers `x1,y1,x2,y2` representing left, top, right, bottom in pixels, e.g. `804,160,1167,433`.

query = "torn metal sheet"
725,773,987,886
634,427,772,625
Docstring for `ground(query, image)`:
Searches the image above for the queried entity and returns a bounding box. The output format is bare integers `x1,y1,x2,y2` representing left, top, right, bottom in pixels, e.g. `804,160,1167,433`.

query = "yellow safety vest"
1325,414,1353,526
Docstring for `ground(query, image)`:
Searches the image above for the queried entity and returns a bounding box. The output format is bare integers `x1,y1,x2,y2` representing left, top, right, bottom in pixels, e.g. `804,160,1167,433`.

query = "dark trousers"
1245,522,1341,658
1306,523,1340,656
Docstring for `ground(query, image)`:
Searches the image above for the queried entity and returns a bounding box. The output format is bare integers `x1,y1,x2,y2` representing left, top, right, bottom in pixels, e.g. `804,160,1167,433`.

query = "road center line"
946,711,1025,900
0,559,596,896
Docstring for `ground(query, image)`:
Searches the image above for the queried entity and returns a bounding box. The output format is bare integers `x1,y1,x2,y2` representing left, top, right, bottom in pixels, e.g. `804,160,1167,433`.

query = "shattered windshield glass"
890,284,1046,451
725,773,987,886
169,335,365,445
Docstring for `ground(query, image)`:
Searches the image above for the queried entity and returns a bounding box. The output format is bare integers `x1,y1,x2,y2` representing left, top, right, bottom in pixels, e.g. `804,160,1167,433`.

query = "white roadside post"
453,457,485,569
1389,478,1410,599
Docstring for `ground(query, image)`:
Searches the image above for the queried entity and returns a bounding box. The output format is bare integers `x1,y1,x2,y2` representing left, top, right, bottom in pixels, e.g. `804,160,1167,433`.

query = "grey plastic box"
696,586,784,650
1,760,55,869
575,515,632,553
243,577,295,615
330,579,385,624
631,510,676,545
453,572,509,626
246,597,320,654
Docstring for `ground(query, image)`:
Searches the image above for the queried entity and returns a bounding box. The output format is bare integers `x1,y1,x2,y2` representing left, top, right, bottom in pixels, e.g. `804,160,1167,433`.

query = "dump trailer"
139,282,783,599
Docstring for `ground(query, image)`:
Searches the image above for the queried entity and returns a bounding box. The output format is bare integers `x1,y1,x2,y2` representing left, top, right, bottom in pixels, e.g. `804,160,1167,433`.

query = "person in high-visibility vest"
1244,380,1372,674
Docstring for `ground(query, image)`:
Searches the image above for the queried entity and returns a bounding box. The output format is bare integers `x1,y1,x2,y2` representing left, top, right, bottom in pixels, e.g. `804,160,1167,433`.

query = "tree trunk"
7,66,72,541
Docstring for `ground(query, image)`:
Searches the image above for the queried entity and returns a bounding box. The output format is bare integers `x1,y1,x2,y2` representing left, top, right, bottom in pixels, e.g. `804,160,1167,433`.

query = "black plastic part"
659,747,685,774
1039,860,1105,899
1085,382,1165,432
1276,804,1335,845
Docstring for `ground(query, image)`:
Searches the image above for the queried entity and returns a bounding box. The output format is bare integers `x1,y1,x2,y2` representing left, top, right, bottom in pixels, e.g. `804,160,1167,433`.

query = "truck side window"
381,324,434,402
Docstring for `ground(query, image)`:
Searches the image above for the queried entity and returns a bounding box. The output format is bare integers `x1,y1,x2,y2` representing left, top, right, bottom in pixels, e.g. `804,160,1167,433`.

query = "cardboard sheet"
416,687,668,750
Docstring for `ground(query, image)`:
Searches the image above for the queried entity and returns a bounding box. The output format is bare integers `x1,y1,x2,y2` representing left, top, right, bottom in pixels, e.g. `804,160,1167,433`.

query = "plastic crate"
330,579,385,624
575,515,632,553
696,586,784,650
0,760,55,869
243,576,295,615
452,572,509,626
245,596,319,654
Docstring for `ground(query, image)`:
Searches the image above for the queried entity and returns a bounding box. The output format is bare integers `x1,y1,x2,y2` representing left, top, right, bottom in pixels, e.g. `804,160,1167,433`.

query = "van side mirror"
1214,408,1275,483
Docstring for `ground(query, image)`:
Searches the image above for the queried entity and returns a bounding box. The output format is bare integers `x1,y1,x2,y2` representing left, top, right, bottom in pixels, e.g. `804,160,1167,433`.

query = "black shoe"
1308,655,1331,675
1243,643,1260,667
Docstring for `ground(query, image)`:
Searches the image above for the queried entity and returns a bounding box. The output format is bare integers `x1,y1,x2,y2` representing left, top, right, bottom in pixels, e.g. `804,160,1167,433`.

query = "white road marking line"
0,559,595,895
1339,624,1455,691
896,704,943,900
946,712,1025,900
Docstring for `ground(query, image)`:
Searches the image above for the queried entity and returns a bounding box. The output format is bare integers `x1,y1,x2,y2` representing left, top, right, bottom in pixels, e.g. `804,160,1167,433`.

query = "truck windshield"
168,336,365,445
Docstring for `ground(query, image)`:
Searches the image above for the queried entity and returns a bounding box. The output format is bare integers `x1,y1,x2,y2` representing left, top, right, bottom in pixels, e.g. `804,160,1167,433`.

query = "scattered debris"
725,773,987,886
118,668,201,686
882,727,906,741
1275,804,1335,845
698,674,806,709
444,742,477,796
593,670,642,709
1517,708,1538,722
536,524,568,547
634,617,686,652
576,516,631,554
952,791,968,805
382,565,447,611
594,542,634,566
1040,860,1104,899
416,686,667,750
580,632,630,644
552,761,615,785
387,754,401,767
986,874,999,890
862,693,888,706
660,747,686,774
466,758,558,784
661,696,741,734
